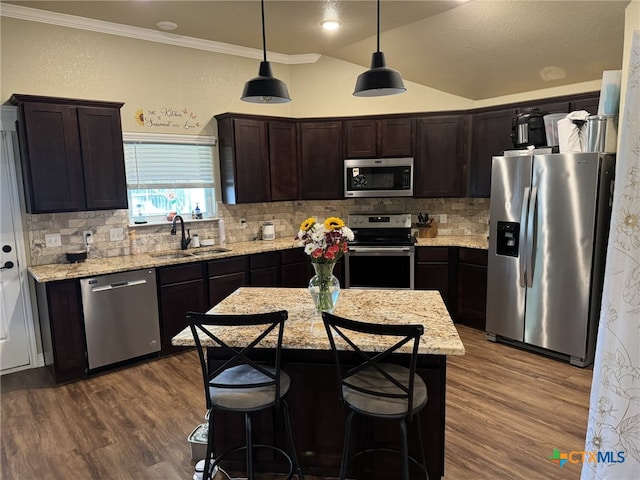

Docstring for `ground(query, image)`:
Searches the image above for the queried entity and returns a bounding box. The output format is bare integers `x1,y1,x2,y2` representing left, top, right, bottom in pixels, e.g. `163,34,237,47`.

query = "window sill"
127,217,221,228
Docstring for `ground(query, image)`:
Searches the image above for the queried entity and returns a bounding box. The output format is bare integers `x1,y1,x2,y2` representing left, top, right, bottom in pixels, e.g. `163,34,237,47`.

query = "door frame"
1,106,42,374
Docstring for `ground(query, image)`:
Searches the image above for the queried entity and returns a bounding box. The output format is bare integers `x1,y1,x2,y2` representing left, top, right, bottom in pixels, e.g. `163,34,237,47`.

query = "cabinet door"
18,102,85,213
77,106,128,210
249,252,280,286
570,95,600,115
269,120,298,201
345,120,377,158
468,108,517,197
159,279,207,354
457,248,488,330
44,280,87,383
299,121,343,200
280,249,309,288
208,257,248,306
414,115,465,197
233,118,270,203
379,117,412,157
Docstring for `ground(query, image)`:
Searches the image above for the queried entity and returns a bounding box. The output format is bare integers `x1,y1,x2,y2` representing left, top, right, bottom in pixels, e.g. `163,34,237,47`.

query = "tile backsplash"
26,198,489,265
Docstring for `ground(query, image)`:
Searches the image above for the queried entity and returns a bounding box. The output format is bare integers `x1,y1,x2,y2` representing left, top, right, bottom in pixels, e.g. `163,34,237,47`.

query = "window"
123,133,217,224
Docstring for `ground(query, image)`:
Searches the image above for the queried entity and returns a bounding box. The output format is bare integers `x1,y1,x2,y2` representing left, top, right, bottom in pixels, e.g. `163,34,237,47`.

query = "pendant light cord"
376,0,380,53
261,0,267,62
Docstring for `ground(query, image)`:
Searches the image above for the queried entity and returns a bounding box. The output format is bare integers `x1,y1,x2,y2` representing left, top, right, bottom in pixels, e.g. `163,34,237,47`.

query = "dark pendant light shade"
241,0,291,103
354,0,406,97
354,52,406,97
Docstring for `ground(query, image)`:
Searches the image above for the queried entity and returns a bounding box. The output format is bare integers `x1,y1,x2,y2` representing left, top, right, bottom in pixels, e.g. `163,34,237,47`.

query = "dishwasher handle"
91,279,148,292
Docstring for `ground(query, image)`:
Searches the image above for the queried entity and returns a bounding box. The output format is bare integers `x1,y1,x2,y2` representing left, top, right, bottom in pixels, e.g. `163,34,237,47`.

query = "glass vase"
308,262,340,314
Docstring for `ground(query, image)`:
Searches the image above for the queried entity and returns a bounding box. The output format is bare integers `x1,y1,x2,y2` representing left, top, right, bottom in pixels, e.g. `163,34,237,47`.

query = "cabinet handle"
1,261,15,270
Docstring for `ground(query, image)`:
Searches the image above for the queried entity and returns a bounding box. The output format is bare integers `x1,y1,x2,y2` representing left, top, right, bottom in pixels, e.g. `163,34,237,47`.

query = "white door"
0,129,31,372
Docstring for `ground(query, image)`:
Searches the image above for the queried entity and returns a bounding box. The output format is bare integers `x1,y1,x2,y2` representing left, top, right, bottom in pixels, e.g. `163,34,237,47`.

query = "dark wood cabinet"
248,252,280,286
280,248,309,287
268,120,298,201
415,247,452,314
414,114,466,197
157,263,207,355
570,95,600,115
344,117,412,158
217,115,298,204
298,121,343,200
207,256,248,306
467,108,517,198
36,280,87,383
11,94,127,213
457,248,488,330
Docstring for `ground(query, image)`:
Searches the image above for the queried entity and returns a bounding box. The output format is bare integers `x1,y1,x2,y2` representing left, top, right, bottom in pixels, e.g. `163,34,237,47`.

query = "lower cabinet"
415,246,488,329
208,256,248,306
457,248,488,330
36,279,87,383
157,263,208,355
249,252,280,286
280,248,310,287
415,247,453,315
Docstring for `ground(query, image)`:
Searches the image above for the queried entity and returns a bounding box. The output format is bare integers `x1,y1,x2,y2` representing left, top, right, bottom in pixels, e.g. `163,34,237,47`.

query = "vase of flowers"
295,216,354,313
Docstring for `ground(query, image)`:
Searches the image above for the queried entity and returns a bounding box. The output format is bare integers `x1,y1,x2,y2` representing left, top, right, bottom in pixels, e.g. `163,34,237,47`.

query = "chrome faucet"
170,215,191,250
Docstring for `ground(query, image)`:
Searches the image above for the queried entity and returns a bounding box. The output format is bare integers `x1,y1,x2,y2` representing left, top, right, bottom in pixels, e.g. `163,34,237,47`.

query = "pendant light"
241,0,291,103
353,0,406,97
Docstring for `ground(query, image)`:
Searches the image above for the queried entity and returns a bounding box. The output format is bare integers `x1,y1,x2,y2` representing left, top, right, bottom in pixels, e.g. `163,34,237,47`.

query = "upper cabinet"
344,117,413,158
216,114,298,204
467,108,517,198
414,114,466,197
11,94,127,213
298,120,343,200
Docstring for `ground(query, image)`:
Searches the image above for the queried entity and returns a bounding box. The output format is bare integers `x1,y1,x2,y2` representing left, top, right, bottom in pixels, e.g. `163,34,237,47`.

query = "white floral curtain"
581,32,640,480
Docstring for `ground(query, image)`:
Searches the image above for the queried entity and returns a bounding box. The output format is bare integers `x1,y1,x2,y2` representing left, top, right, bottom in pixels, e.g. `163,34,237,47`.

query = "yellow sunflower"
324,217,345,230
134,109,145,126
300,217,316,231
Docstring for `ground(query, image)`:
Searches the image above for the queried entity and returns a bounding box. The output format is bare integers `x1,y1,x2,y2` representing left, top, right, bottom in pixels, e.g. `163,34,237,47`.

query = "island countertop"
28,235,487,283
171,287,465,356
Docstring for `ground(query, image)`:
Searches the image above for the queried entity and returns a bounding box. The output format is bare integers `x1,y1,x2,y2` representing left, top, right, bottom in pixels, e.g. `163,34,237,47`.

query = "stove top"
348,213,415,247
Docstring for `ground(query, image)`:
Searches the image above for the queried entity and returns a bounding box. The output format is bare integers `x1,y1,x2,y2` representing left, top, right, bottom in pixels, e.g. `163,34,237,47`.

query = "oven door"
345,247,414,290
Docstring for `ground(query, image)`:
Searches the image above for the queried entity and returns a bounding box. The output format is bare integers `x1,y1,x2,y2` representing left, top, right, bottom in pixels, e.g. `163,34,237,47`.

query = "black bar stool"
187,310,304,480
322,312,429,480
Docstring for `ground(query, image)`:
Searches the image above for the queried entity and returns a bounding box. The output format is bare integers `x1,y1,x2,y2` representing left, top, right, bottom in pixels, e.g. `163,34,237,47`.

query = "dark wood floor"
0,325,592,480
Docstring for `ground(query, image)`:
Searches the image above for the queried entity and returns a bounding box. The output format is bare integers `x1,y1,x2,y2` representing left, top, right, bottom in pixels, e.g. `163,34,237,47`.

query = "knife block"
417,220,438,238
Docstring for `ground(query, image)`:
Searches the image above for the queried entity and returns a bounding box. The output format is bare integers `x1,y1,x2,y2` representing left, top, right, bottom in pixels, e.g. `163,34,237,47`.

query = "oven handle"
348,247,413,253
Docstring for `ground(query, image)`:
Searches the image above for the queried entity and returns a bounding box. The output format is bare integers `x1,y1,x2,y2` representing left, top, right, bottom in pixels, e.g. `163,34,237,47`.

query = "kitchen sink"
151,252,195,260
190,247,232,256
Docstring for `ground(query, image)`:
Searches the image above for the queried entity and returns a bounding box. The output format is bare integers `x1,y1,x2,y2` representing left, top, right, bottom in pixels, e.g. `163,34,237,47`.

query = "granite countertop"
28,235,488,283
171,287,465,356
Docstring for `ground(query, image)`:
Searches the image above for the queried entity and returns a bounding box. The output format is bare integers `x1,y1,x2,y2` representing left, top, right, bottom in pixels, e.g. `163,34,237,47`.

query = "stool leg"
414,413,429,479
245,412,254,480
205,408,216,480
282,400,305,480
339,411,355,480
399,418,409,480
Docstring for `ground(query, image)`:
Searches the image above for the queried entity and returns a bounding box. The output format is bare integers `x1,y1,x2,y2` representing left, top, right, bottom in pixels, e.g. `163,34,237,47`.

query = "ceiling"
2,0,630,100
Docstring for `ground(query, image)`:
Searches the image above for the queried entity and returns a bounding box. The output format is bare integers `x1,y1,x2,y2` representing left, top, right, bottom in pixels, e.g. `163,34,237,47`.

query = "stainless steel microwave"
344,158,414,198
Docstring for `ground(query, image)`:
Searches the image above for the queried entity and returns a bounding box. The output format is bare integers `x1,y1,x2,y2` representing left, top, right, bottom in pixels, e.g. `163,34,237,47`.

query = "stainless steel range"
345,213,415,289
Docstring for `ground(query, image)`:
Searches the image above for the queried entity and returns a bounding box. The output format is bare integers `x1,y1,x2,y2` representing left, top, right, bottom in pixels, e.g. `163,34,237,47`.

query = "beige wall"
1,15,602,128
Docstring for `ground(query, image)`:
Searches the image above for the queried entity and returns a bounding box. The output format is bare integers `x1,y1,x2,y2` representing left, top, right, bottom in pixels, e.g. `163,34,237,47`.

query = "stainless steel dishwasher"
80,268,160,370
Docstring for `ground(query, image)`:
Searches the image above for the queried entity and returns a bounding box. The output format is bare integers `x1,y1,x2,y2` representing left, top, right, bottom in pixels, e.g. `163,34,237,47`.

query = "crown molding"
0,3,320,65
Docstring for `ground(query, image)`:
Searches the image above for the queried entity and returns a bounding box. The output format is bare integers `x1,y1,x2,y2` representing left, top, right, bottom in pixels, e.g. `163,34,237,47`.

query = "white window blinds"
124,139,215,189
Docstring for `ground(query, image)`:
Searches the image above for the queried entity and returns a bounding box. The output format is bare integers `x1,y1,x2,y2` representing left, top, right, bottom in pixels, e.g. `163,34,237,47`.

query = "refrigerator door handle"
526,186,538,288
518,187,530,287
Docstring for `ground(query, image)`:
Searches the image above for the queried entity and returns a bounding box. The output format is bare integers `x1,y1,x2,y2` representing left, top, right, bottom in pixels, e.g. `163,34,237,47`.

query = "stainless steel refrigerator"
486,152,615,367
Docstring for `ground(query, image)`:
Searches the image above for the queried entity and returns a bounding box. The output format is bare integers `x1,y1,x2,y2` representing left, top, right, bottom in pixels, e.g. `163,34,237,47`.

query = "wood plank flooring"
0,325,592,480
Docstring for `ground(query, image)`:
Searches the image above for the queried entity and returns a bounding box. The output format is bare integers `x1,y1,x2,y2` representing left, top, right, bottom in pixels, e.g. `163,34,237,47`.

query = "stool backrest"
187,310,288,410
321,312,424,416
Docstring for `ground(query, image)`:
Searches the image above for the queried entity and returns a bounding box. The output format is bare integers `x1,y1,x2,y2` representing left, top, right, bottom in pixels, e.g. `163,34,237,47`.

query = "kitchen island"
172,287,464,479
